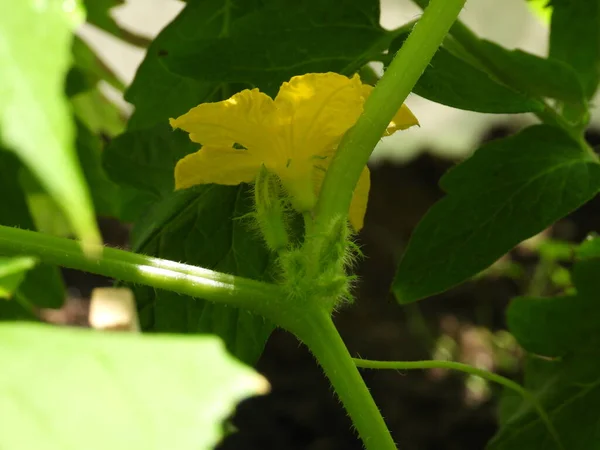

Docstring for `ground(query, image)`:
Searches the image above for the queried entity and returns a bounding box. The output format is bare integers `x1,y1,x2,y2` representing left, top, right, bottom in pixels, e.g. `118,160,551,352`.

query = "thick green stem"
289,310,398,450
354,358,564,450
315,0,466,229
0,225,283,317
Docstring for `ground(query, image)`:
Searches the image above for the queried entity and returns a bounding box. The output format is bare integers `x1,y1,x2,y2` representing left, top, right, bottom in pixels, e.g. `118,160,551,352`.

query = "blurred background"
50,1,600,449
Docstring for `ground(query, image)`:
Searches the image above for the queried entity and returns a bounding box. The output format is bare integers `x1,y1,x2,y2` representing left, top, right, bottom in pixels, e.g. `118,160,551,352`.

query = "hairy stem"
354,358,564,450
0,225,283,317
289,311,398,450
315,0,466,230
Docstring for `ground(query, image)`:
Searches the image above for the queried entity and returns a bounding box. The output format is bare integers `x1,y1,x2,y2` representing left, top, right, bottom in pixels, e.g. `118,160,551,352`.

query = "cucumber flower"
170,72,418,231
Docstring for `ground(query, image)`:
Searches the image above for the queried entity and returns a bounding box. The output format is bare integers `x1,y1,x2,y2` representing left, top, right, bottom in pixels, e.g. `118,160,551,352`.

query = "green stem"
354,358,564,450
315,0,466,229
0,225,283,317
289,310,398,450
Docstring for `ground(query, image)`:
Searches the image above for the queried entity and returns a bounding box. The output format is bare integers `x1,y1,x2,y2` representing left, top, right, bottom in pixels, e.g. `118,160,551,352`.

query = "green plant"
1,0,599,448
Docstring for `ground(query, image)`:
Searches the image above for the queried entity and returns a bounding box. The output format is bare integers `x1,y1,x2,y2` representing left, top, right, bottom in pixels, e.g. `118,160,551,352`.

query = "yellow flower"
170,72,418,231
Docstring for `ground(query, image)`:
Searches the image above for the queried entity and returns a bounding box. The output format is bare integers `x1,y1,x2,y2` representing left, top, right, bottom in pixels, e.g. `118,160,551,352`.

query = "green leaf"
489,257,600,449
75,120,121,217
0,0,100,246
82,0,124,35
114,1,311,363
0,151,65,308
19,119,121,225
0,323,267,450
133,185,276,365
477,39,587,120
71,88,126,137
575,234,600,259
549,0,600,99
0,257,37,299
388,35,541,113
393,125,600,303
163,0,387,95
125,1,243,129
103,123,196,200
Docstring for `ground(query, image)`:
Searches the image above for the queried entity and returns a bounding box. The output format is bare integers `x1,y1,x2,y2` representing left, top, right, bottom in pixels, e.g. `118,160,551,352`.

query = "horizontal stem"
0,225,283,316
354,358,564,450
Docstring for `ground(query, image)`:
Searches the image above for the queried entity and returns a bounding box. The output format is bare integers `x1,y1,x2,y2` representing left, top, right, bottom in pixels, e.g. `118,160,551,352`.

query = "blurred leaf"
549,0,600,99
20,120,121,224
575,233,600,259
0,0,100,246
388,34,541,113
75,120,121,217
133,185,276,365
0,257,37,299
0,323,267,450
71,88,126,137
82,0,124,35
527,0,553,23
0,151,65,308
489,258,600,449
164,0,387,95
478,39,587,121
393,125,600,303
82,0,150,48
71,35,125,92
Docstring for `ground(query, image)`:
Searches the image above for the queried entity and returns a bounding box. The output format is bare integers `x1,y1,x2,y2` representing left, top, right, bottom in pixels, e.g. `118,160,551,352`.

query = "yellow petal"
361,84,419,135
312,163,370,231
274,73,365,159
174,146,262,190
385,103,419,136
170,89,277,159
348,166,370,231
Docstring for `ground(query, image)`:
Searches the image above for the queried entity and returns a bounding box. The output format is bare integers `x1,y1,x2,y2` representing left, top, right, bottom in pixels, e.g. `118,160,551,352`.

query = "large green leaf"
125,1,247,129
0,151,65,309
104,123,196,200
489,254,600,449
163,0,388,95
108,0,393,364
0,323,267,450
388,35,540,113
0,257,37,299
132,185,276,365
549,0,600,99
477,39,587,121
393,125,600,303
0,0,100,245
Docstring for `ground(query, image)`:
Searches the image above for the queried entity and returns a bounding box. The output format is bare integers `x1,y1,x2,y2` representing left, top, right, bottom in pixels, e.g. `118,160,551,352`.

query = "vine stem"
314,0,467,231
354,358,564,450
287,310,398,450
0,225,283,317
